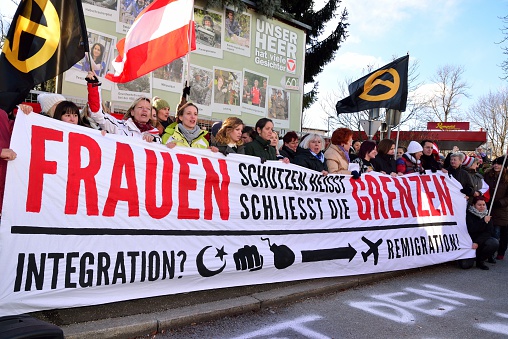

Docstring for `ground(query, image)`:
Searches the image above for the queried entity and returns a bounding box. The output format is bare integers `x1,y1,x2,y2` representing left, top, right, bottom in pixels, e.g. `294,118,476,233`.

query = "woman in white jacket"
86,72,161,143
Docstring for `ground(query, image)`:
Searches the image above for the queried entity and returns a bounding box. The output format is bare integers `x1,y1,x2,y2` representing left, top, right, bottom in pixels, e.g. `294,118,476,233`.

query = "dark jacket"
484,168,508,227
372,153,396,174
213,141,245,155
279,145,297,162
293,148,328,172
446,166,475,197
244,136,277,161
466,210,495,244
420,154,442,172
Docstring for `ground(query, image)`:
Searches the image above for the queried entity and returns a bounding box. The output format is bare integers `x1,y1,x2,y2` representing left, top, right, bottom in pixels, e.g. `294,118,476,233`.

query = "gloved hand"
85,75,101,88
260,157,267,164
182,81,191,98
431,166,437,173
351,170,361,179
460,187,473,196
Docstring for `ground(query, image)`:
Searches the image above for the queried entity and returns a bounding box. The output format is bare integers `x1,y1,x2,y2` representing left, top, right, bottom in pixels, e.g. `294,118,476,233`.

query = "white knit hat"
38,93,66,116
406,140,423,154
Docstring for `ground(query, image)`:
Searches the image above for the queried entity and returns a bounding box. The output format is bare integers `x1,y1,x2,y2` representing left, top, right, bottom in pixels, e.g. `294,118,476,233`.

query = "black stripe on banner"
11,222,458,236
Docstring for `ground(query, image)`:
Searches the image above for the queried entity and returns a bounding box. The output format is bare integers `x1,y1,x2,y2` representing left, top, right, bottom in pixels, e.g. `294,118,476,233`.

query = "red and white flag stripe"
106,0,196,83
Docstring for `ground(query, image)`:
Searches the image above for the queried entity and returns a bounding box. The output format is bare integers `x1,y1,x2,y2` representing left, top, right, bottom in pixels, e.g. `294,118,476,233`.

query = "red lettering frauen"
26,126,63,212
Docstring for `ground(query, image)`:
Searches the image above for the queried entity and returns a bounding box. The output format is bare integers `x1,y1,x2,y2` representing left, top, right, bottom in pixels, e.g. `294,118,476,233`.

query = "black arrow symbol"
301,243,357,263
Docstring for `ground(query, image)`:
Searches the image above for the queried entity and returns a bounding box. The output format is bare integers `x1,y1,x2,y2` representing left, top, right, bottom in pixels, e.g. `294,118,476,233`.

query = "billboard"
62,0,306,131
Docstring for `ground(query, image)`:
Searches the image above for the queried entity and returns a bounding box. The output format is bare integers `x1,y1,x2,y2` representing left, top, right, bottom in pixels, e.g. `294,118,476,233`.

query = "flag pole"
186,0,195,87
394,124,401,156
488,149,508,216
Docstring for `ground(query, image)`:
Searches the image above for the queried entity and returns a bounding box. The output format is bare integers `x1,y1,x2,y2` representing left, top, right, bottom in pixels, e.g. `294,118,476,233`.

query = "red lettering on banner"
379,176,401,218
408,176,430,217
420,175,440,216
103,142,140,217
350,178,371,220
433,175,454,215
202,158,230,220
145,150,173,219
65,133,101,216
365,176,389,219
352,175,453,221
26,126,63,213
177,154,199,219
393,177,417,218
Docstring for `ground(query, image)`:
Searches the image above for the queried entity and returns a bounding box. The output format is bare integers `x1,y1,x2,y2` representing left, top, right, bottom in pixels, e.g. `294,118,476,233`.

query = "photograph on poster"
65,29,116,90
83,0,118,21
152,57,185,92
189,66,213,106
223,8,251,57
112,73,152,102
194,8,222,49
240,70,268,116
212,67,241,115
117,0,149,33
74,31,116,77
267,86,290,123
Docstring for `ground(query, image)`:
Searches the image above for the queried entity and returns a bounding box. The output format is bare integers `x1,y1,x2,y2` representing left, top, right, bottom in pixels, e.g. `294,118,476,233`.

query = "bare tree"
0,1,19,49
467,88,508,157
498,14,508,80
425,64,470,122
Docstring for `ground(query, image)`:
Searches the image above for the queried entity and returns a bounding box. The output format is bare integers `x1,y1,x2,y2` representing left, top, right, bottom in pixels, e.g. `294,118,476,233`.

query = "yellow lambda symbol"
359,68,400,102
2,0,60,73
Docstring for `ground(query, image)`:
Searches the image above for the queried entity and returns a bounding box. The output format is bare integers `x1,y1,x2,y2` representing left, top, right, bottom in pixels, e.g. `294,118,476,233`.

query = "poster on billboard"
193,7,224,59
65,29,116,91
189,65,214,116
212,67,242,115
241,69,269,117
117,0,149,34
223,8,251,57
267,86,290,129
83,0,118,21
152,57,186,93
112,73,152,103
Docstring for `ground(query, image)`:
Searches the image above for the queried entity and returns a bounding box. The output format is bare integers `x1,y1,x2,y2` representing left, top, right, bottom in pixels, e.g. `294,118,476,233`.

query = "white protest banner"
0,113,474,315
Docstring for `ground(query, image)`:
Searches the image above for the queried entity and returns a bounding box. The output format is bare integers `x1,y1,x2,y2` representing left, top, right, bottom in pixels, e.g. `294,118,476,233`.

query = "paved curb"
59,270,414,339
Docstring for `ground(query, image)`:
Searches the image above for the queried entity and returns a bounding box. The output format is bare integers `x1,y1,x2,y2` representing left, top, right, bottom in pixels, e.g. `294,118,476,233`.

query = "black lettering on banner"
148,251,160,281
97,252,110,286
127,251,139,283
113,252,126,285
27,253,45,291
80,252,94,288
65,252,79,288
48,252,64,289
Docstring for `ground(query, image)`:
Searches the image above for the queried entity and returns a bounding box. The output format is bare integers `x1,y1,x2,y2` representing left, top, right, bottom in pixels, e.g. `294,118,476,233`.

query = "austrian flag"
106,0,196,83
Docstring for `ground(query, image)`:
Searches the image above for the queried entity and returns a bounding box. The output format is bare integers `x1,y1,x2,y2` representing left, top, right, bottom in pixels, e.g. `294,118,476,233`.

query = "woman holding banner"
213,117,245,155
244,118,289,163
484,156,508,260
324,128,360,178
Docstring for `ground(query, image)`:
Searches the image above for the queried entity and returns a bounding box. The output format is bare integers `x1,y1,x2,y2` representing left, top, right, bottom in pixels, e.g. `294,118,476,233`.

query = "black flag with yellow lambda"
0,0,88,112
336,55,409,114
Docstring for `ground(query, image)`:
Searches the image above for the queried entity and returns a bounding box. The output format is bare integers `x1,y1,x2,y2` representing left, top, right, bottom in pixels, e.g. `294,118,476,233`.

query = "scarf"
468,204,488,219
133,119,155,133
404,152,420,166
338,145,350,163
310,150,324,163
178,123,202,146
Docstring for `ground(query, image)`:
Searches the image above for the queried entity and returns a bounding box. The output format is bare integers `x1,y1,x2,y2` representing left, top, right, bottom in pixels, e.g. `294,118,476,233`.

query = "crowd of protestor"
1,74,507,272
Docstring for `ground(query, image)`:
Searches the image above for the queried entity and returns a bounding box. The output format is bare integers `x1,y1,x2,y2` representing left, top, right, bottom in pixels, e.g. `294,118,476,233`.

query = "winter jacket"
293,148,328,173
279,145,297,162
484,168,508,227
161,122,209,148
244,136,277,161
324,144,350,174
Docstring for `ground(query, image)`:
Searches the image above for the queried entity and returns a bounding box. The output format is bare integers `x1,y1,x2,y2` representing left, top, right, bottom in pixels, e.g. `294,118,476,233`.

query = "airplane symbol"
361,236,383,265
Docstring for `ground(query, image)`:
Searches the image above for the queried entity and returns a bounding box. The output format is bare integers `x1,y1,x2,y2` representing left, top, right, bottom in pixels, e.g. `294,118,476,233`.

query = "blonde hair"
215,117,244,146
123,97,150,121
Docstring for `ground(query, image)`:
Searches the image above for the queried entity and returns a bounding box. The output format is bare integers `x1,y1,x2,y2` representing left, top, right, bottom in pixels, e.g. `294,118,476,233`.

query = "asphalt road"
150,260,508,339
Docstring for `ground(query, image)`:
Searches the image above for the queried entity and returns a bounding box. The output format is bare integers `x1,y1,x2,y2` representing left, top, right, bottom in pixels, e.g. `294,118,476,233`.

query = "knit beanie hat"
407,141,423,154
462,155,475,168
38,93,66,116
152,98,170,111
493,156,506,165
211,121,222,137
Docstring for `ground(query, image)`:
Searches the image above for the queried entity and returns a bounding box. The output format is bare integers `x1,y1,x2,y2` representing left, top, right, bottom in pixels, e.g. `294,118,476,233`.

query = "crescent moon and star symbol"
196,245,228,277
